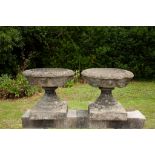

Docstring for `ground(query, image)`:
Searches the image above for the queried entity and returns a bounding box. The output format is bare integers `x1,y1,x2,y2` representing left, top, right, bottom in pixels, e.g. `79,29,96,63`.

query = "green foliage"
74,70,80,83
64,70,81,88
64,79,74,88
0,27,23,75
0,74,41,99
0,26,155,79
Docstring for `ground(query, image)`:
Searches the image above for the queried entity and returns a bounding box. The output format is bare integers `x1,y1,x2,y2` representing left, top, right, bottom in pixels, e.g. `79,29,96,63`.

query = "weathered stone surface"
66,110,88,128
22,109,89,129
29,87,68,120
89,110,145,129
23,68,74,87
81,68,134,80
108,110,146,129
23,68,74,78
29,102,67,120
22,110,145,129
22,109,66,128
94,88,117,105
81,68,134,88
121,110,145,128
22,68,145,129
89,120,108,129
89,102,127,121
22,110,32,128
82,68,134,123
90,110,146,129
22,68,74,128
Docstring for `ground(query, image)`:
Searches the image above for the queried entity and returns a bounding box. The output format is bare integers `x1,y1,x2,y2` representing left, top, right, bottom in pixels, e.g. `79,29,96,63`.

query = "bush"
0,27,23,76
0,74,41,99
64,79,74,88
1,26,155,79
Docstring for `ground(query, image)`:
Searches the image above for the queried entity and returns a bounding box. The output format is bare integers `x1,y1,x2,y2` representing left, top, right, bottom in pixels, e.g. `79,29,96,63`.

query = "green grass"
0,81,155,128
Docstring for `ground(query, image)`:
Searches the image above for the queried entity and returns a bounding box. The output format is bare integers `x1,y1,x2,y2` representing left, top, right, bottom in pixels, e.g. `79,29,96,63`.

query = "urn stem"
96,87,117,105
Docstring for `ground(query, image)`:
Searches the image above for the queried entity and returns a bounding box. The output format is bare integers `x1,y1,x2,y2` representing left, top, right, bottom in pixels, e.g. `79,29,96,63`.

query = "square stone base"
89,110,146,129
29,101,68,120
89,103,127,121
22,110,66,128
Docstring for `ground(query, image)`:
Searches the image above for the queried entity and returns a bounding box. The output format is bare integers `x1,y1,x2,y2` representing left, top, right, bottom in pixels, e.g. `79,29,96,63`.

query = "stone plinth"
89,103,127,121
22,68,74,126
22,109,145,129
66,110,88,128
22,110,66,128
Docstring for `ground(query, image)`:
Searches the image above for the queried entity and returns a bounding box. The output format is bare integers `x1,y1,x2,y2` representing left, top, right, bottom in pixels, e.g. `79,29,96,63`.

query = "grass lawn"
0,81,155,128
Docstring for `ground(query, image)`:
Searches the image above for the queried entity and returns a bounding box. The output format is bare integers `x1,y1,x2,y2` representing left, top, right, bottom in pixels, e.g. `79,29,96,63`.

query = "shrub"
64,70,81,88
0,74,41,99
0,27,23,75
74,70,80,83
1,26,155,79
64,79,74,88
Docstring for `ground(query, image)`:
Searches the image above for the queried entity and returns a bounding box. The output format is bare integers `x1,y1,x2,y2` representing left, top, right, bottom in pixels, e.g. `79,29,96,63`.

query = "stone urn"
22,68,74,122
81,68,134,121
22,67,145,129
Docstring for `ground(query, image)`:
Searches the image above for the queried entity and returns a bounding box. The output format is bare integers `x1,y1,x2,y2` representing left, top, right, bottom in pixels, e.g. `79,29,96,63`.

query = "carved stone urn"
22,68,74,122
22,67,145,129
81,68,134,121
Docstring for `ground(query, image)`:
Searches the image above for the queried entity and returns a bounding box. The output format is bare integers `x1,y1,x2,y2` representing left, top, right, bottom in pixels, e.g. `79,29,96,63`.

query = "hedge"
0,26,155,79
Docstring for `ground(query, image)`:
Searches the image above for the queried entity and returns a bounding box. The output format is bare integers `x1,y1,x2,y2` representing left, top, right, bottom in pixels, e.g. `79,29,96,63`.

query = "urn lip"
23,68,75,78
81,68,134,80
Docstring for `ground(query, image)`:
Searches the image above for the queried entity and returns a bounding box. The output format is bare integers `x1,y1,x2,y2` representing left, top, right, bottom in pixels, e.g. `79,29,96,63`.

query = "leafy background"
1,26,155,79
